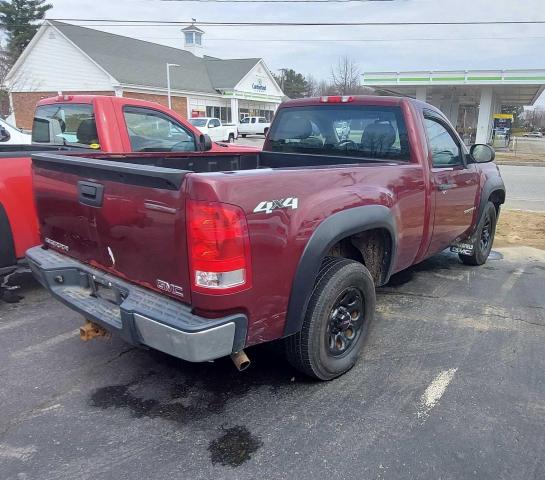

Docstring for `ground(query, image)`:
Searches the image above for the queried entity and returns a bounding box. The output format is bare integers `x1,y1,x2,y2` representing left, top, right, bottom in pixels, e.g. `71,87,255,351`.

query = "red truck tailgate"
31,153,192,303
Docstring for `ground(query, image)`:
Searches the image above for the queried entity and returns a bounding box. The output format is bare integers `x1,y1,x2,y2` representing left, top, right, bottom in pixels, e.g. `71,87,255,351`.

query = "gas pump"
492,113,513,148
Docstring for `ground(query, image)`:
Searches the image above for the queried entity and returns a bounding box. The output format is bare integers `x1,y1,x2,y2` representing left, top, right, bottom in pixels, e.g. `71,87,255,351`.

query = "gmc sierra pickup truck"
27,95,505,380
0,95,256,294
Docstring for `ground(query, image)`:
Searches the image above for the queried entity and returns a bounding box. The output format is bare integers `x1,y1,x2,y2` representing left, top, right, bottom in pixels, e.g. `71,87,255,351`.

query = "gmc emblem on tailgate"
156,279,184,298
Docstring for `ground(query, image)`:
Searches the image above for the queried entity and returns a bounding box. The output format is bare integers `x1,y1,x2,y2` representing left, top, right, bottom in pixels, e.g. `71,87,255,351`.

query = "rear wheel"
459,201,497,266
228,133,235,143
241,134,247,138
284,257,375,380
264,127,269,136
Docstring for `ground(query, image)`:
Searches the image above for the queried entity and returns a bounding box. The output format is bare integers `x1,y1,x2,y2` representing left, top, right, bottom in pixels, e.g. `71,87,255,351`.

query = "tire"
228,133,235,143
241,134,247,138
264,128,269,136
459,201,497,266
284,257,376,381
0,202,17,269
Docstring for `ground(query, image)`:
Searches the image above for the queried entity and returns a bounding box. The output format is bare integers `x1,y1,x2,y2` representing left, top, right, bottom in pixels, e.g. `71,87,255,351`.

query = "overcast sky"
45,0,545,102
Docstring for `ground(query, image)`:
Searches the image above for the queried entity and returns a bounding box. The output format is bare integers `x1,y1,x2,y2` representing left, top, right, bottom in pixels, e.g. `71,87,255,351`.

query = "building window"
184,32,194,44
195,33,202,45
206,106,232,123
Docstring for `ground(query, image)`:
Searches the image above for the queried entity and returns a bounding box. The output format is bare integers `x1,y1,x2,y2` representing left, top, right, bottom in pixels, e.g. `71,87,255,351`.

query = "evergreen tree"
274,68,309,99
0,0,52,62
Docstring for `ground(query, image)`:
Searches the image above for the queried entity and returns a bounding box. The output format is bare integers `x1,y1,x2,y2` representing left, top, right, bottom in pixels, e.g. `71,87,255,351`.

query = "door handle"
437,183,455,191
78,181,104,207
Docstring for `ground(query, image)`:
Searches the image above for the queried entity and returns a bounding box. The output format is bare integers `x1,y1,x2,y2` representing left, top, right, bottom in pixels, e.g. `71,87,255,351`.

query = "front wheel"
241,134,247,138
459,201,497,266
284,257,375,380
228,133,235,143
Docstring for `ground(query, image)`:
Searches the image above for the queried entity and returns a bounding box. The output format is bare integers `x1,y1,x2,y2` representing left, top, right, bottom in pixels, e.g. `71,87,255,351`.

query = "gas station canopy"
361,69,545,144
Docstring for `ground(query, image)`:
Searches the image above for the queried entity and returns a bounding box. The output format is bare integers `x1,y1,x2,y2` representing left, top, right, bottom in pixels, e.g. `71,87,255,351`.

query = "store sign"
251,78,267,92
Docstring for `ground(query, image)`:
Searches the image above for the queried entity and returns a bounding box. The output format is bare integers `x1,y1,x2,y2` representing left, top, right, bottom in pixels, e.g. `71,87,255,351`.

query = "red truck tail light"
320,96,353,103
187,200,252,293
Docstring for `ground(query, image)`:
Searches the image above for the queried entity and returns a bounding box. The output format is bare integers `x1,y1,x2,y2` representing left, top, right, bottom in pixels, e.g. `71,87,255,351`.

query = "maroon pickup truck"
27,95,505,380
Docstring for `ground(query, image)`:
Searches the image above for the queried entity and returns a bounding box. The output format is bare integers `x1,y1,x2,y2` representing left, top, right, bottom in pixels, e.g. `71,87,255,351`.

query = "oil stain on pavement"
208,425,263,467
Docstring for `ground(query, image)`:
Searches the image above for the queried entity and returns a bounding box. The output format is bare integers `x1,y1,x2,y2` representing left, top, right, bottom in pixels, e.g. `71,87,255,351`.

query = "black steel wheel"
326,287,364,357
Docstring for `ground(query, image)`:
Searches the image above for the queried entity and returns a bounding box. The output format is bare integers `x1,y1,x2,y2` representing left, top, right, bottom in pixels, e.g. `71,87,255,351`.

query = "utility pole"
278,68,287,91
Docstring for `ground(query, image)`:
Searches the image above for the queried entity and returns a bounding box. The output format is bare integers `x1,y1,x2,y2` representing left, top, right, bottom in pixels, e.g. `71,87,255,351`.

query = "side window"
251,117,257,124
258,117,267,123
240,117,249,124
211,119,220,127
123,107,196,152
424,117,462,167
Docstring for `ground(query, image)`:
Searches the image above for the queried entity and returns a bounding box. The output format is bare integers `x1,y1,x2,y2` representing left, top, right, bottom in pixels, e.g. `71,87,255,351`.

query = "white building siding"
8,26,115,92
235,61,284,99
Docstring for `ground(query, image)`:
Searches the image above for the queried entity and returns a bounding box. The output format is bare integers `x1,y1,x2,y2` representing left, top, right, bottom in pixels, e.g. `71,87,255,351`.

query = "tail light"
187,200,252,293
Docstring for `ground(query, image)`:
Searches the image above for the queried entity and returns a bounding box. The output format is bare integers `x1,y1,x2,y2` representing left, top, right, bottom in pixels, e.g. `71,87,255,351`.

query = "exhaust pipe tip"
231,350,251,371
80,319,110,341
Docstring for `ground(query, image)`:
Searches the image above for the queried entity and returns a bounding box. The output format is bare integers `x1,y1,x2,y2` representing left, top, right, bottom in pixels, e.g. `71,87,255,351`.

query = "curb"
496,162,545,167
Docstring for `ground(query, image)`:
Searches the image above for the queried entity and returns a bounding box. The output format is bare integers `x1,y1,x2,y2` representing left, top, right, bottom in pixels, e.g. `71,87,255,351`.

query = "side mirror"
470,144,495,163
0,126,10,142
200,134,213,151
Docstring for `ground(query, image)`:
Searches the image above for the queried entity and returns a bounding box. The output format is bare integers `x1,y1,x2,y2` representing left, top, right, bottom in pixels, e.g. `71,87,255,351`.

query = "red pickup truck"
0,95,254,291
27,95,505,380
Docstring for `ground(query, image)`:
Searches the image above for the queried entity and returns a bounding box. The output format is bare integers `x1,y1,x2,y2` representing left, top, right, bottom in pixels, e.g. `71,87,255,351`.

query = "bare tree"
305,73,318,97
331,56,360,95
316,79,337,96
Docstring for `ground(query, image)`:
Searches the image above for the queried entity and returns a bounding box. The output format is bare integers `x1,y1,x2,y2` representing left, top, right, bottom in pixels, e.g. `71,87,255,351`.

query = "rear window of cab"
268,105,410,162
32,103,99,147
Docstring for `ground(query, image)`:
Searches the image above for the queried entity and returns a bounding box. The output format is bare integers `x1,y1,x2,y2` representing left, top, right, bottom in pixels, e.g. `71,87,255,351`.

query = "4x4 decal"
253,197,299,214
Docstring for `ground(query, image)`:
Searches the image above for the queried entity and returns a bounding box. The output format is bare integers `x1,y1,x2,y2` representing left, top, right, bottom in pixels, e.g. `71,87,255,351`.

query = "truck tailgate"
31,153,192,303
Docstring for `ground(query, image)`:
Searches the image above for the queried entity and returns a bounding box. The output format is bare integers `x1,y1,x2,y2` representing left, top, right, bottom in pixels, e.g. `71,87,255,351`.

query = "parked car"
0,118,31,144
188,117,238,143
238,116,271,137
0,95,257,292
27,95,505,380
523,131,543,138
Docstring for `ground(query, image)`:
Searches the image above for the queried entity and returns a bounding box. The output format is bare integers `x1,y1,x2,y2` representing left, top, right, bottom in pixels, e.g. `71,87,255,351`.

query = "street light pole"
166,63,180,110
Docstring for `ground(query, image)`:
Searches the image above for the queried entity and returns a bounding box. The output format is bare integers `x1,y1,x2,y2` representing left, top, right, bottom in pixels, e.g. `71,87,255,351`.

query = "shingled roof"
49,20,260,94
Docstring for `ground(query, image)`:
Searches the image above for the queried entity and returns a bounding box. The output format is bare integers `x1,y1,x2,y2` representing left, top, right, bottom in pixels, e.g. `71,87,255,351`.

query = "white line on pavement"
417,368,458,419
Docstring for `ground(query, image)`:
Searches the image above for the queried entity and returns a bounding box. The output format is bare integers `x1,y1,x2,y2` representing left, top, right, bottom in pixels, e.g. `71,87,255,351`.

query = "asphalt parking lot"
235,134,266,149
2,245,545,480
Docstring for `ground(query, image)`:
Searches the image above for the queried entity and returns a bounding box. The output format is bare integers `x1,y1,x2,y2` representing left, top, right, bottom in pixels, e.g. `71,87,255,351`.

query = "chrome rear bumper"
26,246,247,362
